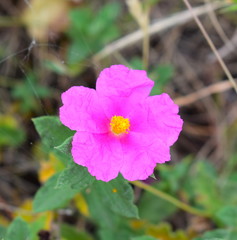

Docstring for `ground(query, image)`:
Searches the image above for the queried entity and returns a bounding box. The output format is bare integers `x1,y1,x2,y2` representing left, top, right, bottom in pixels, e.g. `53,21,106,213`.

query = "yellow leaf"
22,0,70,41
13,199,54,230
0,216,9,226
74,194,90,217
38,152,64,183
130,219,146,230
39,161,56,183
147,223,190,240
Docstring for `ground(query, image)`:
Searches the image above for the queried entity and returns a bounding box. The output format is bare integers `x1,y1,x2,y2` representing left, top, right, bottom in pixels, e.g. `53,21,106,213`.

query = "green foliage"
222,3,237,12
150,64,174,95
182,160,237,217
216,206,237,227
56,160,95,191
66,2,121,74
85,175,138,220
82,176,138,239
60,224,93,240
194,229,237,240
132,236,158,240
0,225,6,239
138,159,190,223
138,181,177,223
191,161,222,213
5,217,29,240
28,215,48,240
0,115,26,147
32,116,74,149
56,163,95,192
33,172,77,212
12,72,51,112
55,136,95,190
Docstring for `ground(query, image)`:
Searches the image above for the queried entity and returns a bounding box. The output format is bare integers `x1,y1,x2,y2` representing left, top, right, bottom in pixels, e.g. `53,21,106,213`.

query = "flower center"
110,115,130,135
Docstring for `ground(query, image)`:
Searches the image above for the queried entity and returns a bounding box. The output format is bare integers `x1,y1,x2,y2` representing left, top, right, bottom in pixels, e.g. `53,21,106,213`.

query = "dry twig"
93,2,225,61
182,0,237,93
174,80,235,106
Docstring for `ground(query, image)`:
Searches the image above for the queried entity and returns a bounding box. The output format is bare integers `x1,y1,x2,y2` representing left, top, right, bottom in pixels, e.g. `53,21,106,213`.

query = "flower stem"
131,180,210,218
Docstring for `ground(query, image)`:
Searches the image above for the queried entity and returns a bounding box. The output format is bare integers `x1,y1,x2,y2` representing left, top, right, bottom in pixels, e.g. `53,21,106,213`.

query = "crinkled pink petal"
96,65,154,117
59,86,109,133
119,132,171,181
144,93,183,146
71,131,123,182
59,65,183,182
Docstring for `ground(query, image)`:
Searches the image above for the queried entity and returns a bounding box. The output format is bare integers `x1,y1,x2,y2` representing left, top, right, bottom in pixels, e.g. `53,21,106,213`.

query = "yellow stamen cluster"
110,115,130,135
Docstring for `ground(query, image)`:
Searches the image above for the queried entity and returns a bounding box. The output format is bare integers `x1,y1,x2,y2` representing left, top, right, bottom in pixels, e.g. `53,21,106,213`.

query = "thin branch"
93,2,225,61
174,80,235,106
182,0,237,93
205,0,233,48
208,29,237,62
131,181,210,217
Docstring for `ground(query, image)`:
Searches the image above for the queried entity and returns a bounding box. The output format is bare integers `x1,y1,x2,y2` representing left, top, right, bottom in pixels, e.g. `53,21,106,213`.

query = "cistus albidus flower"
59,65,183,182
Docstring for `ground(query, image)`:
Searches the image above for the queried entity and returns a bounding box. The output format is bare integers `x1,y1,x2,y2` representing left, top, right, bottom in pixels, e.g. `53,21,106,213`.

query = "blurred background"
0,0,237,239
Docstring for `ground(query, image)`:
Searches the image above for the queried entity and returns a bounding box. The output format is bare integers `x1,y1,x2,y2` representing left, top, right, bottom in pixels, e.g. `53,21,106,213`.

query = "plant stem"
131,180,210,218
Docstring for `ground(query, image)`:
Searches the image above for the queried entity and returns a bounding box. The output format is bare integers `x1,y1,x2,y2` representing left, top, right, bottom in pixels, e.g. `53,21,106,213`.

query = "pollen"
110,115,130,135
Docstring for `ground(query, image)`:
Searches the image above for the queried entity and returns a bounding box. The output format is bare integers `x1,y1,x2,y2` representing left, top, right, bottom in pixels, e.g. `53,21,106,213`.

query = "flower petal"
71,132,123,182
144,93,183,146
96,65,154,117
59,86,109,133
120,132,170,181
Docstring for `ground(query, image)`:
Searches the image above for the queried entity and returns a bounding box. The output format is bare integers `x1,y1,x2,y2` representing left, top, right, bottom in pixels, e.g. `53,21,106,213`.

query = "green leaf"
138,159,191,223
194,229,237,240
158,157,191,193
0,225,6,239
90,176,138,218
53,136,73,166
99,223,136,240
150,64,174,95
12,72,51,112
54,136,73,157
28,215,48,240
56,162,95,191
221,4,237,13
129,57,143,70
0,115,26,147
33,173,77,212
60,224,93,240
88,2,121,36
138,182,177,223
69,8,92,33
32,116,74,149
67,3,121,67
216,205,237,227
84,190,119,228
55,136,95,191
191,161,222,213
67,40,91,64
5,217,29,240
132,236,158,240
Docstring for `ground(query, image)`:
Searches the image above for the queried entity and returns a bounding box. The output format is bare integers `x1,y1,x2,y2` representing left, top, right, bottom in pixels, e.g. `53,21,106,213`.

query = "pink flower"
59,65,183,182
